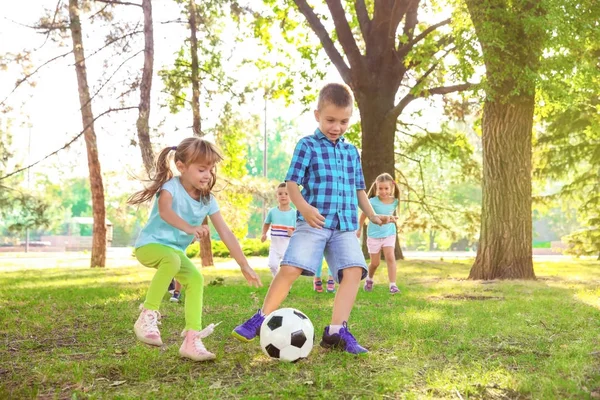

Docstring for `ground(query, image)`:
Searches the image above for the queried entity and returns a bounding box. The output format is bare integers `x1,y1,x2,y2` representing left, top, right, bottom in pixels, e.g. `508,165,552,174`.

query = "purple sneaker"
320,322,368,354
232,310,264,342
363,278,374,292
390,285,400,294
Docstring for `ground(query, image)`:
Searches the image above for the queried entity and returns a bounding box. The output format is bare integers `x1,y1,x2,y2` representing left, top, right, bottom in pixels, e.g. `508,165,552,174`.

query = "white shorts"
268,236,291,275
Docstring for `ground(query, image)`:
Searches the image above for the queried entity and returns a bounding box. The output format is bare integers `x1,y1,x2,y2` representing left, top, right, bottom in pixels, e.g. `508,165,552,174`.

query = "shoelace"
246,312,264,329
142,310,161,334
339,322,359,347
181,322,221,353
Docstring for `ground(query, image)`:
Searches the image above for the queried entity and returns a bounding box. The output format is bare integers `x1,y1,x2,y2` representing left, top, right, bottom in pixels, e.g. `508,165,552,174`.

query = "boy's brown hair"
277,182,286,189
317,83,353,110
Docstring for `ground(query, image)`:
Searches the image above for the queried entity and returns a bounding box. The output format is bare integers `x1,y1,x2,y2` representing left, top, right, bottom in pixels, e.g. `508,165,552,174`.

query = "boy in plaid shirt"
232,83,391,354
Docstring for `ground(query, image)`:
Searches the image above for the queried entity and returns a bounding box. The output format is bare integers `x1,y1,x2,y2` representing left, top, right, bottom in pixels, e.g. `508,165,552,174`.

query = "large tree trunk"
356,89,404,260
68,0,106,268
188,0,213,266
136,0,155,176
466,0,544,280
469,98,535,279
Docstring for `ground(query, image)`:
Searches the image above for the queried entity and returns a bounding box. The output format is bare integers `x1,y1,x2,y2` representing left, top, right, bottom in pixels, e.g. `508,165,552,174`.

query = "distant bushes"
186,238,269,258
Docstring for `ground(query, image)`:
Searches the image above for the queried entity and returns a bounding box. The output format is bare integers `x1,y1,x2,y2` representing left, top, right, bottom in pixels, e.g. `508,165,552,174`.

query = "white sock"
389,282,396,288
329,324,343,335
367,277,374,282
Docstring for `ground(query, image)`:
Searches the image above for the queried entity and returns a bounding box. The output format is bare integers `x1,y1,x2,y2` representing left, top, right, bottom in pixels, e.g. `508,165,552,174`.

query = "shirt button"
337,160,341,163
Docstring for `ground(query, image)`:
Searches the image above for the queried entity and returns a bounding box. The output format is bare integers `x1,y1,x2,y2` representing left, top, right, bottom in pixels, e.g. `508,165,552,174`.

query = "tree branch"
94,0,142,7
0,107,138,181
324,0,364,73
427,83,473,96
398,18,451,54
402,0,420,42
292,0,351,83
0,50,73,107
354,0,371,42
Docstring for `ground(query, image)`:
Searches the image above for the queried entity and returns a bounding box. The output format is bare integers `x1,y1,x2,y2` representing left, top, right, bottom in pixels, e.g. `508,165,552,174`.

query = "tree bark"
68,0,106,268
189,0,201,135
136,0,155,176
187,0,212,266
469,99,535,279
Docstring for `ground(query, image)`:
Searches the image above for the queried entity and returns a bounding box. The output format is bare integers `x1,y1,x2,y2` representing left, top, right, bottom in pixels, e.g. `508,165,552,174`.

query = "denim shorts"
281,221,368,283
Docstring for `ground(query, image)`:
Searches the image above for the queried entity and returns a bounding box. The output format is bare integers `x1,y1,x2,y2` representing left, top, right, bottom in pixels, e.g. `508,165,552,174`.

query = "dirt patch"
428,294,504,301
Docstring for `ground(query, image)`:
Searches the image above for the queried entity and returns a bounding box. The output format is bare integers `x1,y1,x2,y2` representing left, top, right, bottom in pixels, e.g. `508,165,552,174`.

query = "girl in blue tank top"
357,173,401,294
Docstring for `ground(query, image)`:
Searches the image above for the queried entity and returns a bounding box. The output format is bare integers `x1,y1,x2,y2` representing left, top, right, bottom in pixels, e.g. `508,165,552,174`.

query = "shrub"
186,242,200,258
186,237,270,258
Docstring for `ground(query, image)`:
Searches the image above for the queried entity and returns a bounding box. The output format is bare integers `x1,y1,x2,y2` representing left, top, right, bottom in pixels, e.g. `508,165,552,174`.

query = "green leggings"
135,243,204,331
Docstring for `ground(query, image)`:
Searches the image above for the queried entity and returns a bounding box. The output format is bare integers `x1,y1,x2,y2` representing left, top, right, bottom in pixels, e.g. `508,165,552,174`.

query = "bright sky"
0,0,451,190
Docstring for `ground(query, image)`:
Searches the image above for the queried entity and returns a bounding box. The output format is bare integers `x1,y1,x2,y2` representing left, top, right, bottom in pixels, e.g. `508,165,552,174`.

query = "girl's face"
376,181,393,199
178,161,215,191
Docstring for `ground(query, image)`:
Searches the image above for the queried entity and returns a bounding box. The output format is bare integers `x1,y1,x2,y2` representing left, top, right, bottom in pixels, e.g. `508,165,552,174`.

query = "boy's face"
314,102,353,143
276,187,290,206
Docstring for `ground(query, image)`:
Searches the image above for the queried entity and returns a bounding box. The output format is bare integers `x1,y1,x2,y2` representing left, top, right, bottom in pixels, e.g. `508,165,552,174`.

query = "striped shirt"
265,207,296,238
285,129,366,231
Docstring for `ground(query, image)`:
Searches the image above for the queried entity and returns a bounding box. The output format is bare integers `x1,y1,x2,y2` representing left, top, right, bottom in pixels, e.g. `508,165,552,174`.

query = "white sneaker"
179,323,220,361
134,308,162,346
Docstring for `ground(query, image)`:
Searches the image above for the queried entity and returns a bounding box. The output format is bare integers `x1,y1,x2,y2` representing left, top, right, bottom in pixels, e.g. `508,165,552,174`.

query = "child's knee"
278,265,303,279
161,256,182,275
187,269,204,287
340,266,364,282
370,260,380,268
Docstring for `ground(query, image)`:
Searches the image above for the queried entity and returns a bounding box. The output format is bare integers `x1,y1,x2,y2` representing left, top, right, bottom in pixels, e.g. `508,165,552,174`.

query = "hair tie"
171,146,177,151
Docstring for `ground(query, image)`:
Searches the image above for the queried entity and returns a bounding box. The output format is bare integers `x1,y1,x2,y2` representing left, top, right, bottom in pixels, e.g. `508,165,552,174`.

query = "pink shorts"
367,235,396,254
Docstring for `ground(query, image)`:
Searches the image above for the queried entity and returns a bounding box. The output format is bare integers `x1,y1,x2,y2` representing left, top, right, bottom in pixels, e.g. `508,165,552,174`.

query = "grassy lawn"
1,254,600,399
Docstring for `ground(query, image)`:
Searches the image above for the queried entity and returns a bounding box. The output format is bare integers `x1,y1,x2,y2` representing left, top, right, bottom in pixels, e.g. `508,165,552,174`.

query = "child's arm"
158,190,204,237
287,181,325,228
209,211,262,287
356,212,368,238
261,223,271,242
357,190,395,225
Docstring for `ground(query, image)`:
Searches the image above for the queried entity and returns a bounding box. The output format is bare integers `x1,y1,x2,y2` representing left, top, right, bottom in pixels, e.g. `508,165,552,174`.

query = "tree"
284,0,472,191
466,0,599,278
68,0,107,268
135,0,156,176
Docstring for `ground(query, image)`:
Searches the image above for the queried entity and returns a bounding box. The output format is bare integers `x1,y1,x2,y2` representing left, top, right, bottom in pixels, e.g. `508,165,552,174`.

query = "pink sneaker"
179,323,220,361
134,308,162,346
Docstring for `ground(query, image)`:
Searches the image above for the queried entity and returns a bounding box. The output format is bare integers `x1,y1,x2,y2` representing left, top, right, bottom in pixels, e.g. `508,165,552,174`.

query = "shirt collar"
315,128,345,143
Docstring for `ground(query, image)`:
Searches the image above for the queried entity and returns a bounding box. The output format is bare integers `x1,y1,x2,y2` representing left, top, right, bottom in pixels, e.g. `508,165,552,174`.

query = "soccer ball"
260,308,314,362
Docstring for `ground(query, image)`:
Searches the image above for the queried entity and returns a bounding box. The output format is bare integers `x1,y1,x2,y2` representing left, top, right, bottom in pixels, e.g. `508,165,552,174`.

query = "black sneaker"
169,291,181,303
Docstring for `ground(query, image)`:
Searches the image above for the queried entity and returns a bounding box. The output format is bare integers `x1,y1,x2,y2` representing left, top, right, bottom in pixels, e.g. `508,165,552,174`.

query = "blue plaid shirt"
285,129,366,231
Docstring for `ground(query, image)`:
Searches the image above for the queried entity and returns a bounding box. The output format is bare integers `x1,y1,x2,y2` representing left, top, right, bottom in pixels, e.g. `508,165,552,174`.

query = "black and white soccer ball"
259,308,314,362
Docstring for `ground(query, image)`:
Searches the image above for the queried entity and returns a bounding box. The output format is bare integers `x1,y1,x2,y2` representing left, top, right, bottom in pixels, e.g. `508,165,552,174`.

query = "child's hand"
185,225,208,239
260,233,267,243
368,214,396,226
240,265,262,287
300,206,326,229
287,228,294,237
356,229,361,239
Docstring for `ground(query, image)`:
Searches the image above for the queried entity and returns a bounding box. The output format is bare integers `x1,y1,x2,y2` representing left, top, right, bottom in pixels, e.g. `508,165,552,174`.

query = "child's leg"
135,244,182,311
233,221,327,342
175,280,182,292
174,252,204,331
267,249,280,277
331,267,362,324
321,230,369,354
262,265,303,315
382,247,397,283
367,252,381,279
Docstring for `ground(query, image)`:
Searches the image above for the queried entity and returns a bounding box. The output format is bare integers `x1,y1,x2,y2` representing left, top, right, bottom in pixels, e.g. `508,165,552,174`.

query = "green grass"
1,254,600,399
